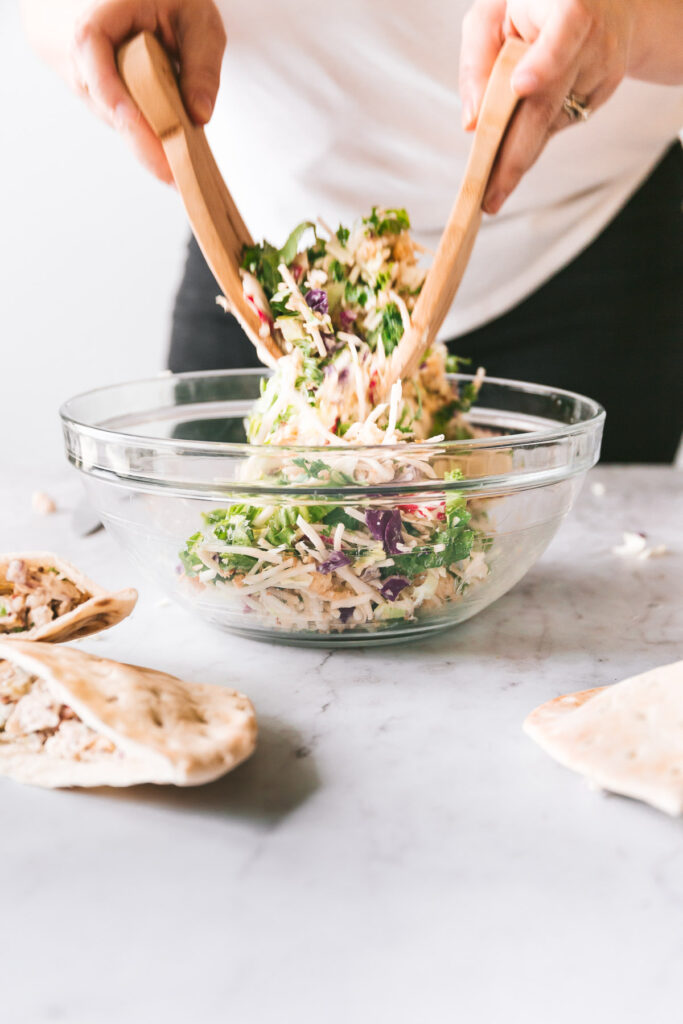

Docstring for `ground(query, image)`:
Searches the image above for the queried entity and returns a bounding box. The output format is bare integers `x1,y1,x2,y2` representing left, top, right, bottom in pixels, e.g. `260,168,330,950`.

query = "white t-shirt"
211,0,683,339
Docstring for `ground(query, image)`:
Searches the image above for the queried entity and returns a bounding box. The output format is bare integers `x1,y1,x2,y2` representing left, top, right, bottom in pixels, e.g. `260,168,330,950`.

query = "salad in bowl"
182,209,497,636
60,208,604,645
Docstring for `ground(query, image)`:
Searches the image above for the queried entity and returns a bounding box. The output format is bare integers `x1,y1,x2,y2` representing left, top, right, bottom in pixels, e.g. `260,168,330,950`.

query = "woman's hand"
59,0,226,183
459,0,639,214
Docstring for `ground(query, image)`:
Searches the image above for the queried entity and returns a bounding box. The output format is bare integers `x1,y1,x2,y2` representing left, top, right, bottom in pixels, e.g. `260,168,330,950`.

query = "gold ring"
563,92,591,123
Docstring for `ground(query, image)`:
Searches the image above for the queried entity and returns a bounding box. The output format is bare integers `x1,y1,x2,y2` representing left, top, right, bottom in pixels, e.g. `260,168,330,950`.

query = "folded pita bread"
0,552,137,642
524,660,683,816
0,641,257,788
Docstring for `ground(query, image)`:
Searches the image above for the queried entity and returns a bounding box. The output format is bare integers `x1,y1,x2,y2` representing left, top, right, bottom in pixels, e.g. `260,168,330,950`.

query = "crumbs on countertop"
612,531,667,560
31,492,57,516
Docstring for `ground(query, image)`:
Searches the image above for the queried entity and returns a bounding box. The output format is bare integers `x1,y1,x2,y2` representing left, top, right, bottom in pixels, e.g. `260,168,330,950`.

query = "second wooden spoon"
387,38,529,389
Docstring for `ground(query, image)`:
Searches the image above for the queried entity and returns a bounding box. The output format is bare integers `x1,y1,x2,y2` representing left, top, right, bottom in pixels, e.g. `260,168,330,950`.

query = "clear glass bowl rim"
60,368,605,459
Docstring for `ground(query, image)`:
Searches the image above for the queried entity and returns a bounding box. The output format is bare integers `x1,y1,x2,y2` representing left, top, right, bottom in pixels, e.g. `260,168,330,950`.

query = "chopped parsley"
364,206,411,236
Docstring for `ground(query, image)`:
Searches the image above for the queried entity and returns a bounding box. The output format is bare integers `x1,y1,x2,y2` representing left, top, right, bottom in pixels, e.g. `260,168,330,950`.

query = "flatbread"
0,641,257,788
0,552,137,642
524,660,683,816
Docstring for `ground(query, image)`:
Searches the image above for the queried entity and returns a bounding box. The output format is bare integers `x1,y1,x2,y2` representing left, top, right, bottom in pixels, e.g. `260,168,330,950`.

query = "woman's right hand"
70,0,227,183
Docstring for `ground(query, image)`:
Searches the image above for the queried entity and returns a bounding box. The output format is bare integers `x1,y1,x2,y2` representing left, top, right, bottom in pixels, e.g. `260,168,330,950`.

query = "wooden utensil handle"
388,37,529,387
117,31,284,365
117,31,187,139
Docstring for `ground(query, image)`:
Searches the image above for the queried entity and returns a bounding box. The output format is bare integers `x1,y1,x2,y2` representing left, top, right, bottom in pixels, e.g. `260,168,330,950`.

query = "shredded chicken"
0,669,118,760
0,561,88,634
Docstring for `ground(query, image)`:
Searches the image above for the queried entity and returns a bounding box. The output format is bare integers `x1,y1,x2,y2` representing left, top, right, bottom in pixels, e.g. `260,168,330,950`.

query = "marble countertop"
1,465,681,1023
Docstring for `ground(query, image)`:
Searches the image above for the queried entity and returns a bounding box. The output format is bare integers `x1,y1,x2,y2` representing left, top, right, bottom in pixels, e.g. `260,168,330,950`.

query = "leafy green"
444,468,468,523
344,280,371,308
292,457,354,485
375,267,392,291
269,298,298,318
198,506,261,572
293,457,328,477
241,241,282,298
329,259,346,282
430,400,458,436
301,357,324,388
364,206,411,236
445,353,471,374
180,500,340,576
307,243,326,264
219,552,258,574
279,221,315,265
179,532,205,576
429,374,479,436
458,380,479,412
241,221,314,298
388,530,474,576
263,506,301,547
380,302,405,353
336,225,350,246
273,406,294,429
322,507,361,531
380,471,474,577
205,505,255,525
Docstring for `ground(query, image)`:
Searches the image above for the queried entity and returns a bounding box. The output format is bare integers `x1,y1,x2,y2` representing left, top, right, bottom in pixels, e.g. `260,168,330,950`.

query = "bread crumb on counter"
31,491,57,516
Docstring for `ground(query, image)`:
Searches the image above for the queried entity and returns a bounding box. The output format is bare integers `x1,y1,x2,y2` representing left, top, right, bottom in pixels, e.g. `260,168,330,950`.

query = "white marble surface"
1,465,681,1023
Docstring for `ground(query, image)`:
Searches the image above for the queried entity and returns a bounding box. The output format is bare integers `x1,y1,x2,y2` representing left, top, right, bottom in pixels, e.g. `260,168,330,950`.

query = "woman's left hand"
459,0,638,213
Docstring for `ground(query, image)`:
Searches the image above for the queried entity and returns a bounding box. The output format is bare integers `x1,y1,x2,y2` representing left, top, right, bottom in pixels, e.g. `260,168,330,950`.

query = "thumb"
176,3,228,124
459,0,507,129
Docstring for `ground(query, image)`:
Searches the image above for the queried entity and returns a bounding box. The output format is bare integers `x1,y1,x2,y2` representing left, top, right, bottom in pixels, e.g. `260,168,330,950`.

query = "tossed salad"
180,209,491,634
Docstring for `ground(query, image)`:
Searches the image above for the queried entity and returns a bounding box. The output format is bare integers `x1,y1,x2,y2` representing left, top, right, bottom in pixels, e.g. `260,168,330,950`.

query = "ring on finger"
562,91,592,123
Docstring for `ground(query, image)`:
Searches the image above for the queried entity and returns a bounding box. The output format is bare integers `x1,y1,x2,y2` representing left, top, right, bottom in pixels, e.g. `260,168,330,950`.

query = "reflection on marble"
0,466,681,1023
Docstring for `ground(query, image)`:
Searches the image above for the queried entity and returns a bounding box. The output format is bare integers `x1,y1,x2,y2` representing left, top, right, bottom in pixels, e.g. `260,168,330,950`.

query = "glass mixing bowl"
60,371,604,646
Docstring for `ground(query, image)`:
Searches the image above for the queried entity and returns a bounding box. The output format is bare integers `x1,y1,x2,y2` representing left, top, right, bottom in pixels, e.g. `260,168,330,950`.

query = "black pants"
169,142,683,462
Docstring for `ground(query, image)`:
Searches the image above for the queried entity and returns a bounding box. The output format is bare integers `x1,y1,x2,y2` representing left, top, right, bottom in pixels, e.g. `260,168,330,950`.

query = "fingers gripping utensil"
386,38,529,389
117,31,284,366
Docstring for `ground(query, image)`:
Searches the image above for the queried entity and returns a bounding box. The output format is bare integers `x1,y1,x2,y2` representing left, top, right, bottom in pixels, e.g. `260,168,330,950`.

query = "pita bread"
0,552,137,642
524,660,683,816
0,641,257,788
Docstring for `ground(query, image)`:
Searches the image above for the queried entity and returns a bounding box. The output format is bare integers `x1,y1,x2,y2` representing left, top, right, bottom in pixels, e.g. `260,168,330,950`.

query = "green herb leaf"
430,400,458,436
364,206,411,236
241,241,282,298
445,353,471,374
293,457,328,477
279,221,315,265
379,302,404,353
323,507,361,531
292,457,354,485
329,259,346,282
344,280,371,308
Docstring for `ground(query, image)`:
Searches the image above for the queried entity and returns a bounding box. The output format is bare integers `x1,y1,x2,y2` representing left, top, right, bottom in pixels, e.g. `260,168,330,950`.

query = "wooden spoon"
117,31,284,366
386,38,529,388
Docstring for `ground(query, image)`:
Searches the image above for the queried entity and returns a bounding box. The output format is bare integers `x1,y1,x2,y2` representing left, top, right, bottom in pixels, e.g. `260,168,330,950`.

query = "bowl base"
208,618,456,648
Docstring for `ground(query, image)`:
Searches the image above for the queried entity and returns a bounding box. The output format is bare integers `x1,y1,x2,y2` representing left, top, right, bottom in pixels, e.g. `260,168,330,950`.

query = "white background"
0,3,187,473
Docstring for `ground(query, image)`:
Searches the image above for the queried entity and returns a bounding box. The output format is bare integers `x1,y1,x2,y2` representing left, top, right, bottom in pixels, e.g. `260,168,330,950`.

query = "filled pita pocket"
0,641,257,788
0,553,137,642
524,660,683,816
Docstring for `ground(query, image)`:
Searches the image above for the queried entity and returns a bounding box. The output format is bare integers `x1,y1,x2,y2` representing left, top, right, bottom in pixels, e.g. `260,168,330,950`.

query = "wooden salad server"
117,31,284,366
387,37,530,389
